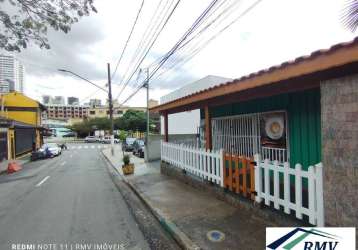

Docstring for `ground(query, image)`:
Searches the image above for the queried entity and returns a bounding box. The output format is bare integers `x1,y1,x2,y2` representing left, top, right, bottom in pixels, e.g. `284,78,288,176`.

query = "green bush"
118,130,127,141
123,154,130,165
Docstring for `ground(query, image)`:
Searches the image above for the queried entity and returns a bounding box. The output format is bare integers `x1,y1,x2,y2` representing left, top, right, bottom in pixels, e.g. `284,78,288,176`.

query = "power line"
152,0,244,80
119,0,222,105
115,0,182,101
120,0,263,106
111,0,145,82
116,0,173,87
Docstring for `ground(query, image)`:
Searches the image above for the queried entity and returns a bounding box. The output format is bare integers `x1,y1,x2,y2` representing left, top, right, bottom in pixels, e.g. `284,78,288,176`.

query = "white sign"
266,227,355,250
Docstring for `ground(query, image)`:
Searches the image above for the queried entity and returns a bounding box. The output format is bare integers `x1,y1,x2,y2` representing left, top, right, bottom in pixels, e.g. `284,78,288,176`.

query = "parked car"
62,132,76,137
101,136,120,144
133,139,145,158
85,136,98,143
31,143,61,161
122,137,136,152
31,147,51,161
46,143,62,156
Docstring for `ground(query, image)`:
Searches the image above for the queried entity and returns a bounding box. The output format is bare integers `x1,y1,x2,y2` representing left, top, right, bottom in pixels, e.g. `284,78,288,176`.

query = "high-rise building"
42,95,54,105
0,54,25,93
67,97,79,105
89,99,101,107
53,96,65,105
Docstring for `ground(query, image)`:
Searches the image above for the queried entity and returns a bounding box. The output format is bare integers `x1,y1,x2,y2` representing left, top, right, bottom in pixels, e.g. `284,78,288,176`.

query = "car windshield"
47,143,58,148
137,140,144,146
126,138,136,144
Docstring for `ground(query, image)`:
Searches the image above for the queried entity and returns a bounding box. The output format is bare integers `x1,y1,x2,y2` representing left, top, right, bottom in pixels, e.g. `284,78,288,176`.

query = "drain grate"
207,230,225,242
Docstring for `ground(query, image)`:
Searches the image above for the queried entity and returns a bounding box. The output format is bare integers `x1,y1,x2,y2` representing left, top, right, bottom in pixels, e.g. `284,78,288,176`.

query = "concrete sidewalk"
103,147,271,250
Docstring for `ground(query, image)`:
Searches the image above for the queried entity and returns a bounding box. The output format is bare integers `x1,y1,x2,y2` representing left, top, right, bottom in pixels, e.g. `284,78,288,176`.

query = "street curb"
101,150,201,250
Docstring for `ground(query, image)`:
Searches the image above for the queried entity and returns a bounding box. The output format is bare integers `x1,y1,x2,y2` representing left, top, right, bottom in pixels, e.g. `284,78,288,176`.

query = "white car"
44,143,62,156
101,136,119,144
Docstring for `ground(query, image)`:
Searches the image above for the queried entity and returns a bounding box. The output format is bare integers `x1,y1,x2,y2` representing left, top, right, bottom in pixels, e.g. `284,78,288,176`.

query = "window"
89,111,95,115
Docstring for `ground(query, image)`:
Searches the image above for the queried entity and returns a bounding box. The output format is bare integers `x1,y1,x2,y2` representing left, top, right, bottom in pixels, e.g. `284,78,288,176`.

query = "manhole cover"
207,230,225,242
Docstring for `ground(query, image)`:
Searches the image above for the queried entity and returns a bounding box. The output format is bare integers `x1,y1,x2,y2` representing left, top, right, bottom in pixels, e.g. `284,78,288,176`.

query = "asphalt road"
0,143,150,250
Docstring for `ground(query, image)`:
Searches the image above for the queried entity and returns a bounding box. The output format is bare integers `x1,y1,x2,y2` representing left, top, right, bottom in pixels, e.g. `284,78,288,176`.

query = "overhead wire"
111,0,145,82
118,0,222,105
115,0,182,101
120,0,263,106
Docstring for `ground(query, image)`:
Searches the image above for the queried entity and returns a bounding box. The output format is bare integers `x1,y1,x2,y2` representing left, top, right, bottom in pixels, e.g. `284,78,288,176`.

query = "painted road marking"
36,176,50,187
91,145,95,149
84,145,88,149
60,161,66,166
78,146,82,149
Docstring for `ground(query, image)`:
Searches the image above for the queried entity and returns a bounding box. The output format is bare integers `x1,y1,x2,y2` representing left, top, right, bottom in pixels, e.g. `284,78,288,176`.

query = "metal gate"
15,128,36,156
212,113,261,156
211,112,289,162
0,128,7,161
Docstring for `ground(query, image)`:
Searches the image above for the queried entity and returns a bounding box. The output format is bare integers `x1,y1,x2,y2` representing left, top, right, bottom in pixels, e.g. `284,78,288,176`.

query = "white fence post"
161,142,223,185
308,165,315,225
220,149,224,187
295,163,303,220
283,162,290,214
315,163,324,226
254,154,262,203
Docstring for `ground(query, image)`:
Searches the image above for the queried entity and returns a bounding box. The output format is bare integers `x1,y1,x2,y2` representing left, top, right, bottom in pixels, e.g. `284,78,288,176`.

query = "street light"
58,66,115,155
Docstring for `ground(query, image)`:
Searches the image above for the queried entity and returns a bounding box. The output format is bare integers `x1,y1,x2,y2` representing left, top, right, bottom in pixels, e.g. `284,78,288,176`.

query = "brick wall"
321,74,358,226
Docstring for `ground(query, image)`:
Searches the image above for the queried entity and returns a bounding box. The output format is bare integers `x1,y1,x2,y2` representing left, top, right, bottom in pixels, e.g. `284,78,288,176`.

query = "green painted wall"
202,88,321,169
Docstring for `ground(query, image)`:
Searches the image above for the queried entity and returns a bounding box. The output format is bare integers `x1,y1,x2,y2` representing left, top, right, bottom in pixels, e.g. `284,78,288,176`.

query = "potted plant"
122,154,134,175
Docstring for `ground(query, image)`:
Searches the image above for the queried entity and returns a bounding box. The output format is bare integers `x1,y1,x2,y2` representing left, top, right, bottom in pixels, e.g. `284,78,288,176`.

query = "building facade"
53,96,65,105
67,97,79,105
88,105,147,119
0,54,25,93
44,104,89,120
0,92,45,160
152,38,358,228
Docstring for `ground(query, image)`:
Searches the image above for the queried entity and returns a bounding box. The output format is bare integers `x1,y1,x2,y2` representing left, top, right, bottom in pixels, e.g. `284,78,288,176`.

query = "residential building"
148,99,159,108
0,54,25,93
43,104,89,120
152,38,358,228
67,97,79,105
89,99,102,107
53,96,65,105
160,76,231,135
88,105,147,119
42,95,54,105
0,92,46,160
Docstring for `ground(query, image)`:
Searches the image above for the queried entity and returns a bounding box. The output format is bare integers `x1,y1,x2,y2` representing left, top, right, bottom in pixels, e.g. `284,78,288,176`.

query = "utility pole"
144,68,149,162
107,63,114,155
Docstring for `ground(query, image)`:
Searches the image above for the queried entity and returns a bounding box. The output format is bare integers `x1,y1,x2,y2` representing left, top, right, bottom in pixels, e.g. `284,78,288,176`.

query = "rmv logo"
267,228,340,250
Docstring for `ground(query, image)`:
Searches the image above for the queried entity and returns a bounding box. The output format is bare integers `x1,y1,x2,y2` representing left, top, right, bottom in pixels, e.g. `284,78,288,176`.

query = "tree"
0,0,97,52
341,0,358,32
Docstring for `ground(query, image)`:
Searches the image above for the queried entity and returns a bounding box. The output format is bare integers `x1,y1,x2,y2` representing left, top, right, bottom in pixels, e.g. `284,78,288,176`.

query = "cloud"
17,15,107,81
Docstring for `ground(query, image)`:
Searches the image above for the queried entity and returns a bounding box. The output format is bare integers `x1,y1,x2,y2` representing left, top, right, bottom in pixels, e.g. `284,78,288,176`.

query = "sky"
4,0,357,106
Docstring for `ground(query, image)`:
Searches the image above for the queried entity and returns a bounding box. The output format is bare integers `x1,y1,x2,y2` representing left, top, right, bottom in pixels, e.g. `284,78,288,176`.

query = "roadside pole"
107,63,114,156
145,68,149,162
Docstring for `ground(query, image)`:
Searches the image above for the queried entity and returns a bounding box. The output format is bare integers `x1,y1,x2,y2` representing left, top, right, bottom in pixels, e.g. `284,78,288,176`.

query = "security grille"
212,113,261,156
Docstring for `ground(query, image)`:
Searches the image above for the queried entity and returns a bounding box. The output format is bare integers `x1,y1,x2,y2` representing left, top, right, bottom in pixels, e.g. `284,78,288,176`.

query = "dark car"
122,137,136,152
133,139,145,158
31,145,54,161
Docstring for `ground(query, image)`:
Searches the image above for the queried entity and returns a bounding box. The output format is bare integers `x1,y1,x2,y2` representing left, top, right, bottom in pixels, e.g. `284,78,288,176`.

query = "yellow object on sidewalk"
122,164,134,175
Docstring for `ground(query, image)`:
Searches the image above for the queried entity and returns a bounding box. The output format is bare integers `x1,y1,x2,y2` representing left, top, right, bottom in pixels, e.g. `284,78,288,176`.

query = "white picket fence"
254,154,324,226
161,141,224,186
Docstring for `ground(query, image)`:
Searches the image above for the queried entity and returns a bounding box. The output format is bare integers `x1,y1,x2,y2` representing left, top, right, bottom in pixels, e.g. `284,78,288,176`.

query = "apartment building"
88,105,147,119
0,54,25,93
44,104,89,120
